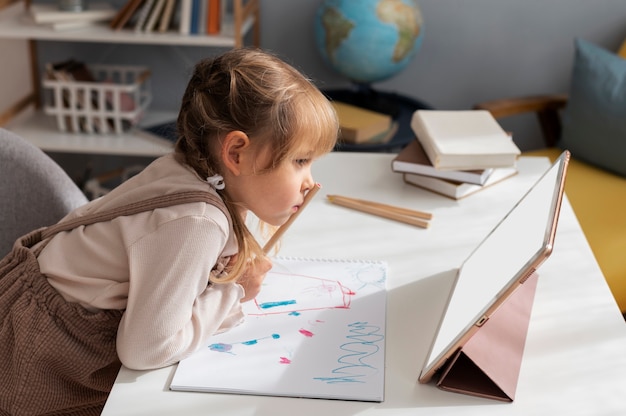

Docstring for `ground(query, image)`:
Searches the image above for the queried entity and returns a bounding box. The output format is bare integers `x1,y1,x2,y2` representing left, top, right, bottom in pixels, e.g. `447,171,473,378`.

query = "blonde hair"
174,48,338,283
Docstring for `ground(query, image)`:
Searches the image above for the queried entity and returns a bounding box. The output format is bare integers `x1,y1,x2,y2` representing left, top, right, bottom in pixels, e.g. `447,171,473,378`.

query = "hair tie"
206,174,225,190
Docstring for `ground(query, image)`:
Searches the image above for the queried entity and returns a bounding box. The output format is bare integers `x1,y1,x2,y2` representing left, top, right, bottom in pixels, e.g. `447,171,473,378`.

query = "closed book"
189,0,200,34
178,0,192,34
144,0,166,32
110,0,145,29
403,167,518,200
206,0,220,34
333,101,392,144
198,0,207,33
157,0,176,32
48,20,100,31
133,0,155,31
367,121,398,145
31,2,116,24
392,138,493,185
410,110,521,170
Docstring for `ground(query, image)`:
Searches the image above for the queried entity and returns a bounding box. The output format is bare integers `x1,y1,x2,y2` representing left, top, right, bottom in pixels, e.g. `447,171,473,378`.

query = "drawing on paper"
170,257,388,402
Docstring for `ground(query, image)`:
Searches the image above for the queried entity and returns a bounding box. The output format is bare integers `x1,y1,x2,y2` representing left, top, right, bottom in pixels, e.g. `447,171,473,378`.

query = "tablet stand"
436,272,539,401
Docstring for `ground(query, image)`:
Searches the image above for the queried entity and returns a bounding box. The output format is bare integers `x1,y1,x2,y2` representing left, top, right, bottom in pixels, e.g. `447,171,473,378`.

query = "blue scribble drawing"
207,342,232,353
258,299,296,309
209,333,280,354
352,264,387,291
313,322,384,384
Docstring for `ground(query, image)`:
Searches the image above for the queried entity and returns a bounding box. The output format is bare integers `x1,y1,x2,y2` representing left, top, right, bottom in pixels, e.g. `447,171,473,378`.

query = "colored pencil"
327,194,432,220
326,194,431,229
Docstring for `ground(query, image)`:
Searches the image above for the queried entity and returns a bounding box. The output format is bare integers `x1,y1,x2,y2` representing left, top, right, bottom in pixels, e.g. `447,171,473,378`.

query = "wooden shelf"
7,109,174,156
0,2,255,47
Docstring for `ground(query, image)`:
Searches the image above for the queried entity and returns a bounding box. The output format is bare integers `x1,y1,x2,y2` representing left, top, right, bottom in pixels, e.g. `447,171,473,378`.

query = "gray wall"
38,0,626,152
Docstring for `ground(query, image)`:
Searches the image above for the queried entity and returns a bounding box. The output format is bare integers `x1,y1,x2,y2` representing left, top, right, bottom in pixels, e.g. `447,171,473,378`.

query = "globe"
314,0,424,85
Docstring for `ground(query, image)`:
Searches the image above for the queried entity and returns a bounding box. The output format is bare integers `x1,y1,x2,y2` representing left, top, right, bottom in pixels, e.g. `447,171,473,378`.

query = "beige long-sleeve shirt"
36,153,245,370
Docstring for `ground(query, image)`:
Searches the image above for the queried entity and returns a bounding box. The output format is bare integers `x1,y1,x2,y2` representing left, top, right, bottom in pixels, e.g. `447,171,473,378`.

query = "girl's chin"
258,208,297,226
262,216,290,227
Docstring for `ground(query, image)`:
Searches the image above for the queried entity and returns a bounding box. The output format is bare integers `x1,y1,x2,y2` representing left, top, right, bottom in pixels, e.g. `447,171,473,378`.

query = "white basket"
42,64,152,134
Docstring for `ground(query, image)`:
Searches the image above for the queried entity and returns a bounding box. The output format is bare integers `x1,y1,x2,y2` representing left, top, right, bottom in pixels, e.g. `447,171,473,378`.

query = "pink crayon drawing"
249,270,355,316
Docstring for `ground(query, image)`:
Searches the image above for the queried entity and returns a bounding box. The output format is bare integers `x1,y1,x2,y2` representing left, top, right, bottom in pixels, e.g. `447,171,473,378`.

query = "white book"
30,3,116,24
410,109,521,171
403,166,518,200
48,20,101,31
157,0,176,32
178,0,192,34
144,0,166,32
198,0,207,33
133,0,155,32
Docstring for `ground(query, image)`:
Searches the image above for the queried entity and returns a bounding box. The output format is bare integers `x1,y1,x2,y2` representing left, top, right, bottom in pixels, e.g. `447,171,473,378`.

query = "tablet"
419,150,570,384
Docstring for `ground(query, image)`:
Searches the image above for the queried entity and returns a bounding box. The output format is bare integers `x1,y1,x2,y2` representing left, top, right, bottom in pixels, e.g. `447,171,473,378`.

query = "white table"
102,153,626,416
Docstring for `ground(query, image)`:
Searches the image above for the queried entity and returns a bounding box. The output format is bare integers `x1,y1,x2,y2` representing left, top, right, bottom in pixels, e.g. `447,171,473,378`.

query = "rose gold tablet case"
418,151,570,401
436,271,539,401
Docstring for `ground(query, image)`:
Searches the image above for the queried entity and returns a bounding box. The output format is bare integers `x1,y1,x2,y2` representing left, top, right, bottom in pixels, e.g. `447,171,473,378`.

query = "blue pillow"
559,38,626,177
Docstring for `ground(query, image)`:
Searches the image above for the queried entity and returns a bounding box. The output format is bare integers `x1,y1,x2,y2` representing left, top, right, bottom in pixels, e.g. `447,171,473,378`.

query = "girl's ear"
221,131,250,176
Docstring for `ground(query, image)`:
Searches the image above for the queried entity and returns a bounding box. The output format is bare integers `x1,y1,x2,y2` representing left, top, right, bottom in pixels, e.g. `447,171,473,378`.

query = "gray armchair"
0,128,88,257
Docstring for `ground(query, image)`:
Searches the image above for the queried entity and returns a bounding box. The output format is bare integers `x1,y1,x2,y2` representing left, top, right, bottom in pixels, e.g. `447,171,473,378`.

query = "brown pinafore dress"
0,191,230,416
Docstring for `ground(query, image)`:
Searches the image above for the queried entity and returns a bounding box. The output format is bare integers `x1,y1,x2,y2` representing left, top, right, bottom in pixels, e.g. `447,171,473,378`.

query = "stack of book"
29,2,117,31
392,110,521,200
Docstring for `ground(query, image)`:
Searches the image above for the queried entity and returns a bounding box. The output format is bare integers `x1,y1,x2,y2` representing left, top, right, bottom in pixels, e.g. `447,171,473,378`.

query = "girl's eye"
295,158,310,166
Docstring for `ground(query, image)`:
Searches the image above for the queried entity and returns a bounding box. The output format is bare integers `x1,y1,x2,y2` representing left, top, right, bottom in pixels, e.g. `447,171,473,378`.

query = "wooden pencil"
327,194,432,220
262,183,321,254
326,195,430,229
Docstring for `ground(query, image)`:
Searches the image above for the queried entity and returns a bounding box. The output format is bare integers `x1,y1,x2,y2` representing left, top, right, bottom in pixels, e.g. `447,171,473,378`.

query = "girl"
0,48,339,415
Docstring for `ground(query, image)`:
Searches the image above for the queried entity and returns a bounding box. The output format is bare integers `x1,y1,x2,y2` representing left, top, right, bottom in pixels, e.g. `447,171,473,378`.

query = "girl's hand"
232,254,272,302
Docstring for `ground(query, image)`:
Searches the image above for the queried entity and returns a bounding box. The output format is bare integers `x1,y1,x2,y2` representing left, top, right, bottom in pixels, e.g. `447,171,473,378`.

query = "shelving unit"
7,108,176,156
0,0,259,156
0,0,258,47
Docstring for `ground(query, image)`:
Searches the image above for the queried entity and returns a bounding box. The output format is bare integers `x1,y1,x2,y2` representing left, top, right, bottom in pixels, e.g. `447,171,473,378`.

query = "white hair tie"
206,174,225,190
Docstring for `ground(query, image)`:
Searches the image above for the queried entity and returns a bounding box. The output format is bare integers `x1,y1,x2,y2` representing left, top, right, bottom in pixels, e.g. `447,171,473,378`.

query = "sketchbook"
170,257,388,402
